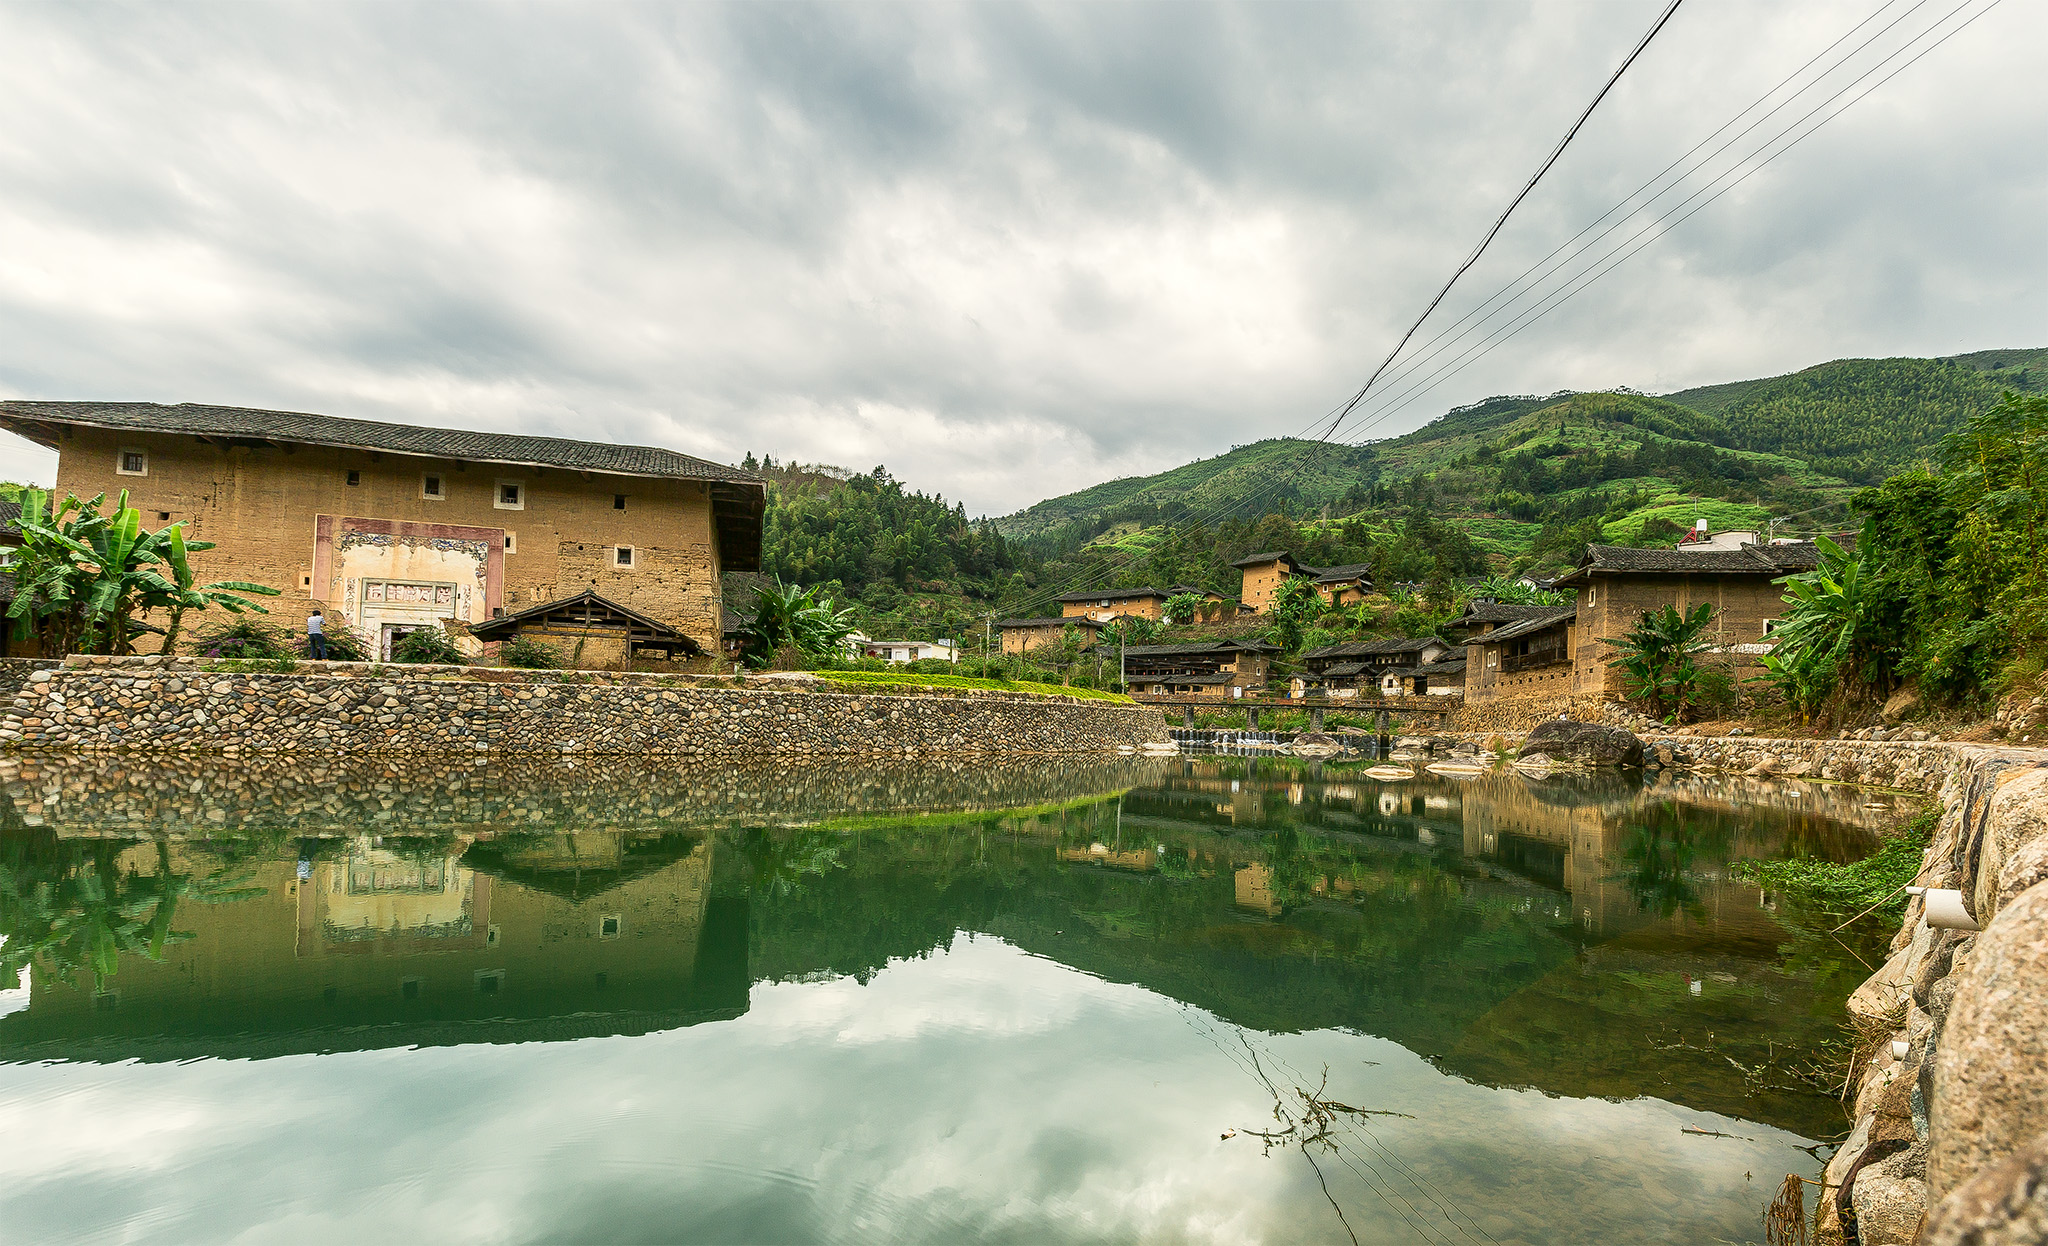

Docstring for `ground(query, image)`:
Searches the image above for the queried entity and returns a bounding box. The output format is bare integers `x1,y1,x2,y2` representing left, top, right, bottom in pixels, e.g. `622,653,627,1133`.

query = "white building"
860,638,959,665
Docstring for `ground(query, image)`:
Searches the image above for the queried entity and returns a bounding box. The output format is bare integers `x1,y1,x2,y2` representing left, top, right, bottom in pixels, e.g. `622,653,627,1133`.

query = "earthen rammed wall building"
0,402,766,662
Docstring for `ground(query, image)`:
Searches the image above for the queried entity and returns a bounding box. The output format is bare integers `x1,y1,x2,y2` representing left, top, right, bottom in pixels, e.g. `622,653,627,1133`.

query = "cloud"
0,0,2039,511
0,934,1814,1243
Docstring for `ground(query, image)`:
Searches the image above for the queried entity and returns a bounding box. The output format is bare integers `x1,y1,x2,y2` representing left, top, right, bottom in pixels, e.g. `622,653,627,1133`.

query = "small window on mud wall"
614,546,635,568
503,532,517,554
422,473,445,500
496,480,524,510
598,915,622,939
117,448,148,476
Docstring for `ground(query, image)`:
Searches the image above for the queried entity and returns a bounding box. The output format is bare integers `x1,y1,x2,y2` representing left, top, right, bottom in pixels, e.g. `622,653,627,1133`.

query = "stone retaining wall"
1811,746,2048,1244
0,656,1169,757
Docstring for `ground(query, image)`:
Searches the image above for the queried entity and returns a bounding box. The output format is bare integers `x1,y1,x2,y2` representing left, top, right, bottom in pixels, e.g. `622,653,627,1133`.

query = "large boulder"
1517,719,1644,768
1924,1128,2048,1245
1929,881,2048,1200
1883,685,1925,724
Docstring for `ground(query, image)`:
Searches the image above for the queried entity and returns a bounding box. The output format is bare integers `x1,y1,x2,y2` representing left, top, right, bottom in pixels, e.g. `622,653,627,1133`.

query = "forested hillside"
1662,352,2046,482
746,457,1021,635
744,346,2041,640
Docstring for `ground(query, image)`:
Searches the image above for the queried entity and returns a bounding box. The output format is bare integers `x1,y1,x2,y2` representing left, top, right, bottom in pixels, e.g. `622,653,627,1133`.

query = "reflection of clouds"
0,935,1805,1244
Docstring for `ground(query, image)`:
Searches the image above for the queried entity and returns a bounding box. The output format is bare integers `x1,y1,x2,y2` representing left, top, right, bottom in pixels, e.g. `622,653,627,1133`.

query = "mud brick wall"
51,426,731,651
0,656,1168,757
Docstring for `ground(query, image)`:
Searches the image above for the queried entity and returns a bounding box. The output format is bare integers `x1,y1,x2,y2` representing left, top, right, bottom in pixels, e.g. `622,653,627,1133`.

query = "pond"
0,753,1912,1244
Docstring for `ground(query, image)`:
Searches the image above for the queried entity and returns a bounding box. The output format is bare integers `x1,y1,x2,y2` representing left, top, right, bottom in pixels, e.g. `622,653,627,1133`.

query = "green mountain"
993,438,1379,541
1661,350,2048,483
983,348,2042,594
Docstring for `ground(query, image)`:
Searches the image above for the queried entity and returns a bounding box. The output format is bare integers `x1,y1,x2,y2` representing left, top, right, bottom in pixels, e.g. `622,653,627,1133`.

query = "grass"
811,669,1133,702
1731,808,1935,916
815,790,1128,832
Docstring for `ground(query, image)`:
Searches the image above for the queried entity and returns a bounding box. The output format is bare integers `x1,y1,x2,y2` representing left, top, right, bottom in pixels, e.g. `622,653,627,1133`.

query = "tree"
1162,592,1205,626
6,488,277,657
1754,535,1886,717
1601,601,1717,721
1266,576,1322,653
736,579,857,669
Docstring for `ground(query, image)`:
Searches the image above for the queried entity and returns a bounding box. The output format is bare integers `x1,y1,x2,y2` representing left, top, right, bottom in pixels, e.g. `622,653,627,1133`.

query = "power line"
1311,0,1934,437
996,0,1999,620
1326,0,2002,445
1321,0,1687,442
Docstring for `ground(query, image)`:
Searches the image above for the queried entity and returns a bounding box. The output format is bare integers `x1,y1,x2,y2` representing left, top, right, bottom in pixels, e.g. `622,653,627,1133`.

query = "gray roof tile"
0,401,764,484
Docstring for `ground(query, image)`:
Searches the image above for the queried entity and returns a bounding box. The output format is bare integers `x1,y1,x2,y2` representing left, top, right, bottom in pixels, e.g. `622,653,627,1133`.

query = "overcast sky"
0,1,2040,514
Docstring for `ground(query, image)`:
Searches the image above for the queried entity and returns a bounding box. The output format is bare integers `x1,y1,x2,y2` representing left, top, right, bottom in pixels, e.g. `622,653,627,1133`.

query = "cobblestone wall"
0,656,1168,756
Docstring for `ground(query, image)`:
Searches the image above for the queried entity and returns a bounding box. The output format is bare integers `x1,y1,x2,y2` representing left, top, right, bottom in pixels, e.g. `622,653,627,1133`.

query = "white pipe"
1920,888,1981,932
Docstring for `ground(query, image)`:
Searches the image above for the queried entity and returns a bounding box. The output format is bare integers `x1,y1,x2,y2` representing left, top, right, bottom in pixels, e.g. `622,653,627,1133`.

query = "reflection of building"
1234,863,1280,915
0,834,745,1061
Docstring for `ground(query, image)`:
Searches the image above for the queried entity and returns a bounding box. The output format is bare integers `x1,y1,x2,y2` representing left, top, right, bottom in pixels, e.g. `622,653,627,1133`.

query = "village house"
1057,586,1170,623
860,638,958,664
1556,540,1820,697
1121,639,1277,698
1231,552,1376,613
1461,607,1576,702
1294,636,1452,697
997,616,1106,655
0,401,767,665
1442,599,1573,645
1310,564,1374,608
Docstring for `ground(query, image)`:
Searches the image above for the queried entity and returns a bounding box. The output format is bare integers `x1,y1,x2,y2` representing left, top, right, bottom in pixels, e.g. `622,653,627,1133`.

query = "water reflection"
0,753,1900,1243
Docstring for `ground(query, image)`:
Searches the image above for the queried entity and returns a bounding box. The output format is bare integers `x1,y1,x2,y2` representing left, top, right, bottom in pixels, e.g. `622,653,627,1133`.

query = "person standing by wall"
308,607,328,660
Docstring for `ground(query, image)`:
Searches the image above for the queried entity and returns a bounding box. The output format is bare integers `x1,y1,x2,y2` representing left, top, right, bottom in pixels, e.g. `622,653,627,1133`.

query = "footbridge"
1131,695,1458,733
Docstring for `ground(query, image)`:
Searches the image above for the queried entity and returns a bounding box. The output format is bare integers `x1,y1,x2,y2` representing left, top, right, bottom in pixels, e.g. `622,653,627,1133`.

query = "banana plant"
5,487,277,656
154,523,280,656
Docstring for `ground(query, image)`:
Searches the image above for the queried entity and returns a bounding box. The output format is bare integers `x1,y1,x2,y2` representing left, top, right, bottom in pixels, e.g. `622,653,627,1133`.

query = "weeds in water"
1731,809,1933,917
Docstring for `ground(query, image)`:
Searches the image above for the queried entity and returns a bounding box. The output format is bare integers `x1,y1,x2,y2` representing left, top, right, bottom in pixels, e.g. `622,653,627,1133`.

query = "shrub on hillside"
392,627,465,665
498,636,560,669
295,618,372,662
192,620,293,661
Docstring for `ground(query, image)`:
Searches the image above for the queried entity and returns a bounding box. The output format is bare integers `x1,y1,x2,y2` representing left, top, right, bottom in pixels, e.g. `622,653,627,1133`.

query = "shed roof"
468,590,700,655
1312,563,1372,585
1450,601,1564,626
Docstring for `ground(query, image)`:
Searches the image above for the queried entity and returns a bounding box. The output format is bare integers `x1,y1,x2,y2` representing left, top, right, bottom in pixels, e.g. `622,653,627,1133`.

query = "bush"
192,620,293,661
392,627,465,665
498,636,560,669
296,618,372,663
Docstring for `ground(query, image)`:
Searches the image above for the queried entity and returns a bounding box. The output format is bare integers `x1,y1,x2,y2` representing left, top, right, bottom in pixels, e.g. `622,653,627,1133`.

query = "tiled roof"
1312,563,1372,584
1556,541,1822,584
1230,551,1313,570
1466,609,1575,645
1136,672,1235,686
1055,586,1167,603
1451,602,1563,625
0,401,767,484
1301,636,1446,660
1315,661,1368,678
468,589,688,644
1121,639,1277,658
1391,658,1467,677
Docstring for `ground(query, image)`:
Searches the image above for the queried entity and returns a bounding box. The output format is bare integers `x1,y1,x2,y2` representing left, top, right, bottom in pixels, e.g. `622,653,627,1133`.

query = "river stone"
1929,881,2048,1199
1854,1142,1930,1246
1974,769,2048,921
1884,686,1926,723
1923,1128,2048,1246
1518,719,1643,767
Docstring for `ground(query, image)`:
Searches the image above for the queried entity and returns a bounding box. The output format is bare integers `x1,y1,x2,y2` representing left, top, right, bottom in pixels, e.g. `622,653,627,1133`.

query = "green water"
0,754,1909,1244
